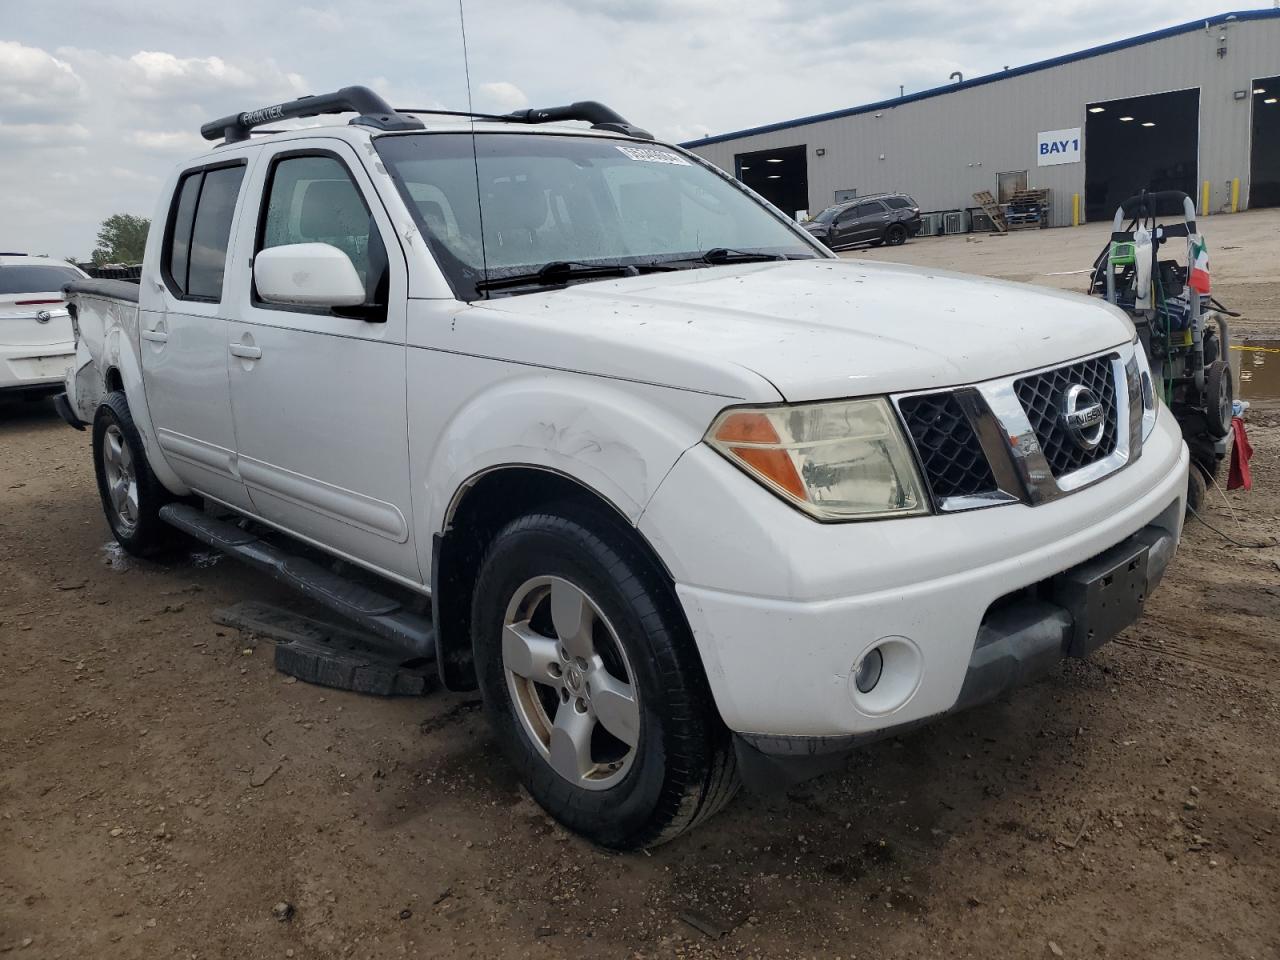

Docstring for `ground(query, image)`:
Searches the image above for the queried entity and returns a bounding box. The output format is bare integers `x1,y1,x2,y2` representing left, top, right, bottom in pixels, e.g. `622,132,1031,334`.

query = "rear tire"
885,223,908,246
471,505,738,849
92,391,172,556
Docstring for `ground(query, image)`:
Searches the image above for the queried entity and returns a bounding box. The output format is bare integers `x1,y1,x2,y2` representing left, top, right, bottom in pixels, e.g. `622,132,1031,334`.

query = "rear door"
225,141,419,584
849,200,890,243
141,159,255,510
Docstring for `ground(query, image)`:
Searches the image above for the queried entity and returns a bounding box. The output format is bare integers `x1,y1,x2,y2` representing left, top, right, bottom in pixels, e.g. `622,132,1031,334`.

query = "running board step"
160,503,435,657
214,601,434,696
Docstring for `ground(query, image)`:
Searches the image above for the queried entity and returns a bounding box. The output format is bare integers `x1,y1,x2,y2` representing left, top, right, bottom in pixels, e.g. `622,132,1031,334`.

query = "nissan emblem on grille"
1062,384,1105,451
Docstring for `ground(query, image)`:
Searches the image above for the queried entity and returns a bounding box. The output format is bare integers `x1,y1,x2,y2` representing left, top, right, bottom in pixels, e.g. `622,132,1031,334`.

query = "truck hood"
478,259,1135,402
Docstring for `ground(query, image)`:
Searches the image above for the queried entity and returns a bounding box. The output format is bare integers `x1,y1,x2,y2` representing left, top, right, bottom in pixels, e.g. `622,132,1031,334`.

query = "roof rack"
200,85,424,144
503,101,653,140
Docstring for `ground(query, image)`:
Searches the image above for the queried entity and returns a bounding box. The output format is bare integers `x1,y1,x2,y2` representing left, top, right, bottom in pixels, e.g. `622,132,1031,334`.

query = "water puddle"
1231,340,1280,401
101,541,224,570
101,541,132,572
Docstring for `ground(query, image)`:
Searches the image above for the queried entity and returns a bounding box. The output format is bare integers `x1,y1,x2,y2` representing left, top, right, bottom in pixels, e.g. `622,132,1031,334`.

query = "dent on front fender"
406,351,736,559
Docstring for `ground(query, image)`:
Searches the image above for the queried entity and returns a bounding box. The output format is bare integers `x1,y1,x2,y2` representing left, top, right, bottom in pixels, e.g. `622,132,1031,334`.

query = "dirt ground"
4,218,1280,960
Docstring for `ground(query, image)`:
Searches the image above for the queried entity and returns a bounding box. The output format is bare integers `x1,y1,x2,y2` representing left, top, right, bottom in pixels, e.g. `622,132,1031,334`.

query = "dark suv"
802,194,922,250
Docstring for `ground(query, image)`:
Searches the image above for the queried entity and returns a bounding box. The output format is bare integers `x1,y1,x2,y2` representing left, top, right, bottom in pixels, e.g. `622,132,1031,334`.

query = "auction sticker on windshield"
616,145,689,165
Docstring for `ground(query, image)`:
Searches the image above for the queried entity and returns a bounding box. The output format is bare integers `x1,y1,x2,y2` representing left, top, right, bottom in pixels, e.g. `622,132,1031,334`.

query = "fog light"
854,647,884,693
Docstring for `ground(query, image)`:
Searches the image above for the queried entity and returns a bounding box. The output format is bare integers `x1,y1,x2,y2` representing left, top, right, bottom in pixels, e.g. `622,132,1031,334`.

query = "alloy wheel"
101,423,139,534
502,575,641,791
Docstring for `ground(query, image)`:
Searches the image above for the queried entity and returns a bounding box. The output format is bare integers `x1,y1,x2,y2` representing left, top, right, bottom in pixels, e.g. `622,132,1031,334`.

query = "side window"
161,162,245,301
883,197,911,210
853,202,884,219
164,173,201,296
258,154,387,313
188,166,245,300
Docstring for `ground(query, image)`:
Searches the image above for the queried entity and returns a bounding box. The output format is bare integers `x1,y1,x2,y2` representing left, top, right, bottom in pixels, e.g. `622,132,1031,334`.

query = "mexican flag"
1189,236,1211,294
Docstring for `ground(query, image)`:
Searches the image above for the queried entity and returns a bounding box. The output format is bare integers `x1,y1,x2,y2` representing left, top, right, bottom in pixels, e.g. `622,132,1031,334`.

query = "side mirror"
254,243,365,308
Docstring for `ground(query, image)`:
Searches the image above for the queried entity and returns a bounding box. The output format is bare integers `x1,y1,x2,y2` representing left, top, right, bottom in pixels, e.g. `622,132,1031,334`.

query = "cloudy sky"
2,0,1239,260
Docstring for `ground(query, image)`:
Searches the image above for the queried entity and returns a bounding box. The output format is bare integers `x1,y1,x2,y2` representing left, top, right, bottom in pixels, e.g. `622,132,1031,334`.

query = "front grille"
1014,354,1119,477
899,392,997,500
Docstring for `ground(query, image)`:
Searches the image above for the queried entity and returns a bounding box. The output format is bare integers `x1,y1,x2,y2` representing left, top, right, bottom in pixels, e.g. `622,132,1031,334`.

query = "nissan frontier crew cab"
59,86,1188,850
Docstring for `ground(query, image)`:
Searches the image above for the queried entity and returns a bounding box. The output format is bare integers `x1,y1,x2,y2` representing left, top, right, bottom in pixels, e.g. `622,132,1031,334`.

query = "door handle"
229,343,262,360
141,328,168,343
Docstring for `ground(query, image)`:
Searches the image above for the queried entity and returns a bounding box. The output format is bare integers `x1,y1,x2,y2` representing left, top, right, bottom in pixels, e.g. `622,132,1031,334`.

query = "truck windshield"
374,132,819,300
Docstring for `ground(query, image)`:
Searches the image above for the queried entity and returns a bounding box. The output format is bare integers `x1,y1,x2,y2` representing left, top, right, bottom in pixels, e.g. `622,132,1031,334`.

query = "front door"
141,159,254,511
225,143,420,585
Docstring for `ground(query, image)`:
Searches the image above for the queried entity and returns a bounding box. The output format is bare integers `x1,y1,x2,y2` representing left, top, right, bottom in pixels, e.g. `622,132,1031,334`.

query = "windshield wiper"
475,260,649,293
697,247,789,264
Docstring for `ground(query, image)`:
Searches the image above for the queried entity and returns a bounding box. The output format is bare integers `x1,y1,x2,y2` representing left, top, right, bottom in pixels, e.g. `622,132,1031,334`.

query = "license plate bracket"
1053,538,1150,658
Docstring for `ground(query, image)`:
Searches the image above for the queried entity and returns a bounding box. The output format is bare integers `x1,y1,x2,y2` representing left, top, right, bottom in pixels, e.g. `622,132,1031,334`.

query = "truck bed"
61,278,141,425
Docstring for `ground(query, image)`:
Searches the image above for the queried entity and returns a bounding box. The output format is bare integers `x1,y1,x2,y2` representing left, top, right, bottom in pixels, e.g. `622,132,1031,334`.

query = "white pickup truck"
60,86,1188,849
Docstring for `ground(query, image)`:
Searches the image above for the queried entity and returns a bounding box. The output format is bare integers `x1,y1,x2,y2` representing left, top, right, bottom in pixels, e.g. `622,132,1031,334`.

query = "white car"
0,254,86,399
60,86,1188,849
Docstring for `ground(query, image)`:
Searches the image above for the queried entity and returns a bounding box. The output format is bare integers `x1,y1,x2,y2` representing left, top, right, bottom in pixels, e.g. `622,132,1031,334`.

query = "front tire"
92,391,172,556
471,506,738,849
1186,463,1207,515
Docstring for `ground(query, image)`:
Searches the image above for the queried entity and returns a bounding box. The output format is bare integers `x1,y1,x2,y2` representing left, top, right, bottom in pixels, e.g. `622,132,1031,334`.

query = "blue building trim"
682,9,1280,148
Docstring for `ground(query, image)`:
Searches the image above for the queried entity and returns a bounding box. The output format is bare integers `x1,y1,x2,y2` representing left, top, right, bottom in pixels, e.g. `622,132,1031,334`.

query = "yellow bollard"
1201,180,1210,217
1231,178,1240,213
1072,193,1081,226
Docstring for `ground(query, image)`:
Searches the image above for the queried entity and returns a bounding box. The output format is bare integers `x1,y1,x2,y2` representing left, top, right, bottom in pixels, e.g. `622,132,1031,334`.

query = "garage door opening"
1085,89,1199,221
1250,76,1280,208
735,145,808,219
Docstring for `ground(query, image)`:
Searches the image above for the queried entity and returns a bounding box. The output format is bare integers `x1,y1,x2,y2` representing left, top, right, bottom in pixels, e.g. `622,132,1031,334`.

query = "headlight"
1131,337,1159,440
705,398,929,520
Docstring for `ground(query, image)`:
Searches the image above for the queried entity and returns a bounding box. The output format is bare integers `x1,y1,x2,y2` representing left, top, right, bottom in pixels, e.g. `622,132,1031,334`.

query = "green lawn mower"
1088,190,1237,509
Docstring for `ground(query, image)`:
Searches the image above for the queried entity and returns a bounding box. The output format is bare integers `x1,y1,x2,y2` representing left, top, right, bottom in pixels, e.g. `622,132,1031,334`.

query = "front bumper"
731,513,1178,787
638,406,1188,749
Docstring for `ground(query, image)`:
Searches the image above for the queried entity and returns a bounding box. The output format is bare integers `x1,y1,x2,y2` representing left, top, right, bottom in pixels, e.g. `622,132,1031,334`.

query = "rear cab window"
162,161,247,302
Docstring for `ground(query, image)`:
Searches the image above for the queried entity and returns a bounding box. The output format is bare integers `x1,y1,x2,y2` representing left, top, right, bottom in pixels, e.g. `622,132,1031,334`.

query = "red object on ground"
1227,416,1252,491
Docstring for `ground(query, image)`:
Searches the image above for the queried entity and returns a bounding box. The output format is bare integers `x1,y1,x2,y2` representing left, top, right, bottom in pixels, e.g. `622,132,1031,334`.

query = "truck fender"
419,375,717,543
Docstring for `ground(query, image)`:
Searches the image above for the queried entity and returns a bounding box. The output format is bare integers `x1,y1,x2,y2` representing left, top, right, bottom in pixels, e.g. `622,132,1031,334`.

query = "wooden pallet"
1005,188,1052,229
971,191,1008,233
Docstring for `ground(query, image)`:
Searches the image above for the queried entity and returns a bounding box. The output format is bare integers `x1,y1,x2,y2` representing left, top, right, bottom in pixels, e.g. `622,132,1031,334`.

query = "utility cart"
1088,190,1235,508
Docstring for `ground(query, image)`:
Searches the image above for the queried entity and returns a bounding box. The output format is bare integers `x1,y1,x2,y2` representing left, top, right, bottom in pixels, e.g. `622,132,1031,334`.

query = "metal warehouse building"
685,9,1280,228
